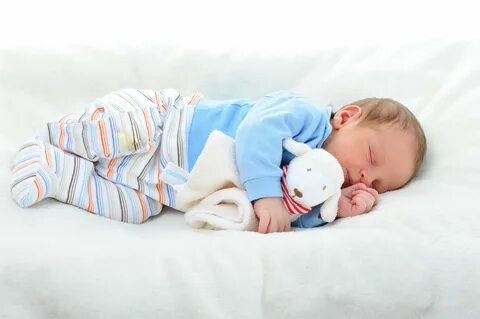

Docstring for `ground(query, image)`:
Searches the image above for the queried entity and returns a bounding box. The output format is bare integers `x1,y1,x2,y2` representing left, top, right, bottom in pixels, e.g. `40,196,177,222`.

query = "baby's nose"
360,171,373,188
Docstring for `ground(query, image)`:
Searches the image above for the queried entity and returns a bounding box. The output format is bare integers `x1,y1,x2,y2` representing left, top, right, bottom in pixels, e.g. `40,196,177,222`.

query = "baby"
10,89,426,233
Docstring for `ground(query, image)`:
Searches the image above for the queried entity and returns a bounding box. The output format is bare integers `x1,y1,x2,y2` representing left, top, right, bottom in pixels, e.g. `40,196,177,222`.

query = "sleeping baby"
10,89,426,233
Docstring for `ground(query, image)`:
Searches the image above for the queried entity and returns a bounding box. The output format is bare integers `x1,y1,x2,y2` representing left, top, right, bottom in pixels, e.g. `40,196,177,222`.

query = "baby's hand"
337,183,379,218
253,197,291,233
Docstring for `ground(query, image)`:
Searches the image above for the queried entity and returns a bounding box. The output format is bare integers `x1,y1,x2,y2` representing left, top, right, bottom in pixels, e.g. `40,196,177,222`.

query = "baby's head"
322,98,426,194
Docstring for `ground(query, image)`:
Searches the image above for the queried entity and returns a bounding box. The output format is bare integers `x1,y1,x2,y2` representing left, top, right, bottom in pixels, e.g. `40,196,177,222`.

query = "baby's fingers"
258,215,271,234
267,219,279,233
366,188,379,203
282,218,291,232
353,192,375,213
342,183,367,198
352,188,378,202
351,196,368,214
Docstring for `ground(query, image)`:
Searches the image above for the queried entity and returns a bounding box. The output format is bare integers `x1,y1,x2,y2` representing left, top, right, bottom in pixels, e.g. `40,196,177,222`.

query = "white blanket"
167,130,259,231
1,40,480,319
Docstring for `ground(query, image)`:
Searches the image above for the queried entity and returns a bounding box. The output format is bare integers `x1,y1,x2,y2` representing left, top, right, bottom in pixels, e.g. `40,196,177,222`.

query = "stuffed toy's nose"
293,188,303,198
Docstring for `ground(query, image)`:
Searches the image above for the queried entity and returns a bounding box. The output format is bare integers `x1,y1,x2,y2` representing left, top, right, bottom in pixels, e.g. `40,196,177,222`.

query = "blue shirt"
187,90,333,228
291,204,328,228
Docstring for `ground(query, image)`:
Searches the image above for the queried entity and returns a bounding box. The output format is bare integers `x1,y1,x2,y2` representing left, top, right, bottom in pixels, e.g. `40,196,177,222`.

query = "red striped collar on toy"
280,165,311,215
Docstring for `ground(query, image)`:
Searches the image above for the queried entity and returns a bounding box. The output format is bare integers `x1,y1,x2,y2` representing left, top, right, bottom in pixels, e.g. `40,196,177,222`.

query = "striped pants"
11,88,200,223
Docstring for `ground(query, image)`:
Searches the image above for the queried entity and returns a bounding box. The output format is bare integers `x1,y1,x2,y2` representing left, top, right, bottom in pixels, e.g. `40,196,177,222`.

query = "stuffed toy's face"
285,148,344,207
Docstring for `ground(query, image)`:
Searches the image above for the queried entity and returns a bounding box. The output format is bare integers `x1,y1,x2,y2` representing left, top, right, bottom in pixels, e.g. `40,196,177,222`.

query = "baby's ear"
333,105,362,127
283,138,311,156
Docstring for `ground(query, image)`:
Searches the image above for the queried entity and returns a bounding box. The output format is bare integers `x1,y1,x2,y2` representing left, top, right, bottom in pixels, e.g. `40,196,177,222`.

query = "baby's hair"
344,98,427,182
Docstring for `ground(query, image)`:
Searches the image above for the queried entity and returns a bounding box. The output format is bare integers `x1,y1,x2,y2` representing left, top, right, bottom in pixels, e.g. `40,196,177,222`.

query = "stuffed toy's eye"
322,185,326,190
307,168,312,171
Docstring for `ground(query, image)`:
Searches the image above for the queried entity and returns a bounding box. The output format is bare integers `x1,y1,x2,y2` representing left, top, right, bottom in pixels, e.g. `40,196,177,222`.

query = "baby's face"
322,106,416,194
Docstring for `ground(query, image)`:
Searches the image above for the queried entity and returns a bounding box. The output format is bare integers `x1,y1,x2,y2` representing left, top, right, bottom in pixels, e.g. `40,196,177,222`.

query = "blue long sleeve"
235,91,333,201
291,204,328,228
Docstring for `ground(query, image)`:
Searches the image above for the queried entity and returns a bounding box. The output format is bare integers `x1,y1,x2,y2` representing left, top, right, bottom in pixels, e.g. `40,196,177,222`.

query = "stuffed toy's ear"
320,189,341,222
283,138,312,156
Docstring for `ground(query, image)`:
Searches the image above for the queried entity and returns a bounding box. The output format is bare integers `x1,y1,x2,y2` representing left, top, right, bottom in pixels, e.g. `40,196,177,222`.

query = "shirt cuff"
244,176,283,201
291,204,327,228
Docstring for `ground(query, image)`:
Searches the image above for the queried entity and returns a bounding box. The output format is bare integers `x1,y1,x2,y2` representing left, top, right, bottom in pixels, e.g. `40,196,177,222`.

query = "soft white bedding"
1,40,479,318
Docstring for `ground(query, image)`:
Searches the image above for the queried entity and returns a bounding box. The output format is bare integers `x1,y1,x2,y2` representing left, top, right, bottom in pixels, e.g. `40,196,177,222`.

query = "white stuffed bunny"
281,138,344,223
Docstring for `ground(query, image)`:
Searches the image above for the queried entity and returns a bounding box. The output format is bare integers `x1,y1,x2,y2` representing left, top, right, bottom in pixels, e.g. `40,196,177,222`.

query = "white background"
1,0,479,53
1,1,480,318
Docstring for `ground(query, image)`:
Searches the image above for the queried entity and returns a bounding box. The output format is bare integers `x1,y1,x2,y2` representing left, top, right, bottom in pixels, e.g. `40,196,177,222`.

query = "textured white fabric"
1,40,480,318
173,130,259,231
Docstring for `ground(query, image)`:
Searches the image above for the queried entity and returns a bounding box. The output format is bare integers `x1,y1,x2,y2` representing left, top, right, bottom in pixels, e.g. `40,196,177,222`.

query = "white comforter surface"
1,40,479,318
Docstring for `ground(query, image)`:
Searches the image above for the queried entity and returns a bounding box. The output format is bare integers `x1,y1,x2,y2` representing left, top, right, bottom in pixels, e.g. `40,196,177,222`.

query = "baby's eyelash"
369,146,373,164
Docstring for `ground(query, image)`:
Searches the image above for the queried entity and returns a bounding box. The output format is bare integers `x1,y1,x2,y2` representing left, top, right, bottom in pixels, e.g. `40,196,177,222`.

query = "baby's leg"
42,89,165,161
11,138,162,223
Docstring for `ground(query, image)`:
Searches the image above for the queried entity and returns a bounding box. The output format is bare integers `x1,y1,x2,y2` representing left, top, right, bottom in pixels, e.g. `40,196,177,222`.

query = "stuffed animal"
281,138,344,223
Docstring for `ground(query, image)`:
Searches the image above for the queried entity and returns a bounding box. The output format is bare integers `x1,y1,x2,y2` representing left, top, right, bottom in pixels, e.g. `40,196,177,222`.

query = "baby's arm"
235,91,332,202
337,183,379,217
235,92,332,233
235,92,330,233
